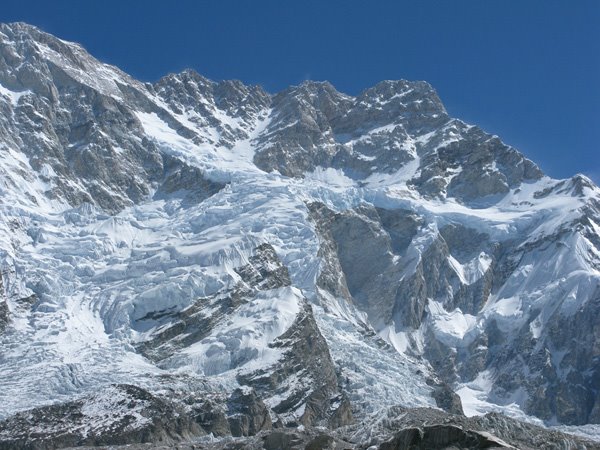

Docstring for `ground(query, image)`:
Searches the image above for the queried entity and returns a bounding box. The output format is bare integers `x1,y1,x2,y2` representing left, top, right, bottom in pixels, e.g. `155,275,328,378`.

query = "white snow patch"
448,252,492,285
165,286,303,379
428,301,478,345
0,83,30,106
305,167,356,188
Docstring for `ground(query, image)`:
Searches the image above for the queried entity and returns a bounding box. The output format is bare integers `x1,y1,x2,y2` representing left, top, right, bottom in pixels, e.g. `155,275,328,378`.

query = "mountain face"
0,22,599,448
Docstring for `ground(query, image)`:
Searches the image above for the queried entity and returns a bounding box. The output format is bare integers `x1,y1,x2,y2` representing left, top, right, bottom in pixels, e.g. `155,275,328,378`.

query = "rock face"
153,70,271,150
0,273,8,333
3,403,598,450
0,300,7,333
135,242,349,428
346,407,599,450
430,381,465,416
0,20,599,449
240,300,352,428
156,154,226,206
225,388,272,437
308,198,600,425
135,243,292,362
0,385,201,450
251,78,542,197
378,424,513,449
0,23,158,213
308,201,491,331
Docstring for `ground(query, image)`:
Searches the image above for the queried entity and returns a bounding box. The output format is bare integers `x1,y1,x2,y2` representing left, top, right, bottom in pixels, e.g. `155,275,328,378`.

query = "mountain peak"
159,68,213,87
295,79,339,92
1,21,43,34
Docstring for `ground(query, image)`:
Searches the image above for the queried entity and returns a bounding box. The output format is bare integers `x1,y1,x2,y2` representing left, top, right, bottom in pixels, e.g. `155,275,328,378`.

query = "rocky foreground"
0,384,598,449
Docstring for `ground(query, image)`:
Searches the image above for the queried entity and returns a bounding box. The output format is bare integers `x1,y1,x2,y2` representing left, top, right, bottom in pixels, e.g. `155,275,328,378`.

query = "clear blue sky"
2,0,599,182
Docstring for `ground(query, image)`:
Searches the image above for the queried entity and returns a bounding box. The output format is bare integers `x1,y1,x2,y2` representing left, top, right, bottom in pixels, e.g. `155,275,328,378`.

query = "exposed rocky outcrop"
250,76,541,203
135,242,349,429
136,243,291,362
309,202,494,330
153,69,271,149
409,125,542,202
33,407,599,450
378,424,513,449
155,154,226,206
0,385,202,450
253,81,350,177
0,300,7,333
308,198,600,426
0,23,228,214
487,290,600,425
239,301,353,428
0,273,8,333
225,388,272,437
348,407,598,450
185,387,274,439
429,380,465,416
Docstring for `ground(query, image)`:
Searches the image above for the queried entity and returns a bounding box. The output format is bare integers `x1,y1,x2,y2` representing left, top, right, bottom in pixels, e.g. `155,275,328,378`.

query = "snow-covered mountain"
0,22,599,448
